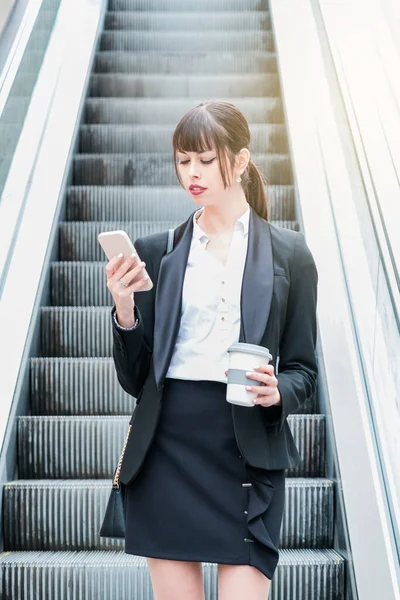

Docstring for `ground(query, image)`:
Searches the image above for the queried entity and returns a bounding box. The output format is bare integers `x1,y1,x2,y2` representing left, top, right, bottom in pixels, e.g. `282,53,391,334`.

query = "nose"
188,161,200,178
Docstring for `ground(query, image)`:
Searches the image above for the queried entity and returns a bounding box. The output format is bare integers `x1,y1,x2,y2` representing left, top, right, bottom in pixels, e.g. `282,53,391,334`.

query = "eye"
178,158,216,165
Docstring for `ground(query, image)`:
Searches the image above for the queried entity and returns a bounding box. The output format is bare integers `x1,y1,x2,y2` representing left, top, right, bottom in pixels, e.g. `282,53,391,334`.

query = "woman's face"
176,148,234,206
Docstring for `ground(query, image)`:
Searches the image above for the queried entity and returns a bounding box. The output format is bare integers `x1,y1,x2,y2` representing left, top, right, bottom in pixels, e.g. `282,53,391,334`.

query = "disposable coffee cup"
227,342,272,407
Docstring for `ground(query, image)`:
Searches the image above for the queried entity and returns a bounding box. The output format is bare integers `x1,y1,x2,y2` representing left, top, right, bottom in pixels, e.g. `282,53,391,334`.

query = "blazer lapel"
153,212,195,390
239,208,274,345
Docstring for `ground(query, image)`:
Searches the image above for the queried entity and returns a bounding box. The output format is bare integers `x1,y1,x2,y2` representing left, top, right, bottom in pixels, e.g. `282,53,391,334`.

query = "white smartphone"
97,229,153,292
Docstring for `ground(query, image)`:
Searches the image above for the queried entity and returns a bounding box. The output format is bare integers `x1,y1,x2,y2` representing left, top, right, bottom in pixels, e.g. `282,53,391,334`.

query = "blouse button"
221,298,226,302
221,281,225,284
221,317,225,321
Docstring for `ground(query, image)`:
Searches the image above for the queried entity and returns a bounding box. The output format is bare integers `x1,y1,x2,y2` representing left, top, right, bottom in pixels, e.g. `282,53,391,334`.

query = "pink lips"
189,185,207,191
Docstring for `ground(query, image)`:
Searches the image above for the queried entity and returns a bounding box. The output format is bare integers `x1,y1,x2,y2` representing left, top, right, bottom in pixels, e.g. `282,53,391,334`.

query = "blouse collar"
192,204,250,246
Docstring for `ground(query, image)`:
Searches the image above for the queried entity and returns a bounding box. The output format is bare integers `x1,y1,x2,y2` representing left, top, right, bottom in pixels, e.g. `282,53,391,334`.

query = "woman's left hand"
245,364,282,407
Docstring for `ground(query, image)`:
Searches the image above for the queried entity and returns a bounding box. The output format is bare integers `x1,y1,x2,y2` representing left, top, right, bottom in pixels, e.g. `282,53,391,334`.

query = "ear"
236,148,251,173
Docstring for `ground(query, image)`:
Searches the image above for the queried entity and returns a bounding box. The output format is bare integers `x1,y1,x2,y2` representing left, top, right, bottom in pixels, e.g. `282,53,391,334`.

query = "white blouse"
166,205,250,383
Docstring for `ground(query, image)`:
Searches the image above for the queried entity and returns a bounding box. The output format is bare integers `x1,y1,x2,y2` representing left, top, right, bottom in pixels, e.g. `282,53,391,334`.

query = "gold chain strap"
112,424,132,489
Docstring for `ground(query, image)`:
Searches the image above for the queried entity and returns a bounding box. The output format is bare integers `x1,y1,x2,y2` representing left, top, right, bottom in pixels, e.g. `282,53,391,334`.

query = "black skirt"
123,378,285,580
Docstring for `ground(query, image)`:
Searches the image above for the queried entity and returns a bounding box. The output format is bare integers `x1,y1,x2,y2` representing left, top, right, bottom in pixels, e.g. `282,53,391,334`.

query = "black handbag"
99,424,131,539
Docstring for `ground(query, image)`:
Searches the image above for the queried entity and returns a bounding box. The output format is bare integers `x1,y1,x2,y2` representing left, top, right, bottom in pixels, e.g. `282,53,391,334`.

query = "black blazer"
111,206,318,485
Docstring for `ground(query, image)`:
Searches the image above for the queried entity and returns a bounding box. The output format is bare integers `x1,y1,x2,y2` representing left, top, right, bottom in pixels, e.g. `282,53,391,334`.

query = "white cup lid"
228,342,272,360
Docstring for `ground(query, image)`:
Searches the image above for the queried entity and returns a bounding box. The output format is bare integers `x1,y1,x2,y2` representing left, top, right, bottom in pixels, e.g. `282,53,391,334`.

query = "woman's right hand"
105,253,149,325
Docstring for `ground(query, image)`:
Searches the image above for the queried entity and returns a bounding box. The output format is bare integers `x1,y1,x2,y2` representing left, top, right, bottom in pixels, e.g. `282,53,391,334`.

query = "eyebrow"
177,151,214,156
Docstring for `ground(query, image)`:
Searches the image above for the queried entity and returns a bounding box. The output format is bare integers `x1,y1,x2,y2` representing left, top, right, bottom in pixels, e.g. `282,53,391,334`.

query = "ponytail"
242,160,269,221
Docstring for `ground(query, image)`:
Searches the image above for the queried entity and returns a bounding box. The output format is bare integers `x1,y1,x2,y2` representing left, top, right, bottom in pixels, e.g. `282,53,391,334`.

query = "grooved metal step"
109,0,269,12
4,478,333,550
29,358,316,416
30,358,134,415
29,356,136,414
89,73,280,98
104,11,272,31
84,97,284,124
65,186,295,222
58,219,298,261
0,549,345,600
94,51,278,75
17,415,324,479
100,31,275,52
73,153,293,186
79,124,288,154
58,220,180,261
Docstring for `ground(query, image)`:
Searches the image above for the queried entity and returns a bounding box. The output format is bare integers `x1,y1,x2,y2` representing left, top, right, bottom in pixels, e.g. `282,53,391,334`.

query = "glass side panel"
0,0,61,201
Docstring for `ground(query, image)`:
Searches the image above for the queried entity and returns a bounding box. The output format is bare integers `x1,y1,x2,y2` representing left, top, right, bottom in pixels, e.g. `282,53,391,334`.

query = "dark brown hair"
172,101,269,221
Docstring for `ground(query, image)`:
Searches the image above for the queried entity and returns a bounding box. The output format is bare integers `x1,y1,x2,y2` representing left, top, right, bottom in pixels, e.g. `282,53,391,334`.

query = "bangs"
173,106,226,154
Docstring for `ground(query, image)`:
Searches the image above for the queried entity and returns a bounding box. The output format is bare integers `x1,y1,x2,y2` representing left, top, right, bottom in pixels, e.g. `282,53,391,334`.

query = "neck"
197,198,249,235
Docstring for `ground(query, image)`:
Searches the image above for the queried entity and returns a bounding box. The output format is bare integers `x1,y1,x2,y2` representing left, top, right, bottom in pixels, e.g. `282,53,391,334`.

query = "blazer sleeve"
262,231,318,431
110,237,154,399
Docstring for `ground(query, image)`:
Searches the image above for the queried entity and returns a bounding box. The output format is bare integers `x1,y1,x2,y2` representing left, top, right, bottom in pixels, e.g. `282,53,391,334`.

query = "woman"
105,101,318,600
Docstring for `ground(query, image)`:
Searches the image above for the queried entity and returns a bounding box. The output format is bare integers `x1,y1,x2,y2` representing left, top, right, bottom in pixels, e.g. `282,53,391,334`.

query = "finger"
107,263,148,298
245,384,276,396
112,254,141,282
111,260,146,287
246,371,277,386
123,261,148,286
111,272,149,299
253,364,274,375
125,272,150,293
253,397,274,406
105,254,125,277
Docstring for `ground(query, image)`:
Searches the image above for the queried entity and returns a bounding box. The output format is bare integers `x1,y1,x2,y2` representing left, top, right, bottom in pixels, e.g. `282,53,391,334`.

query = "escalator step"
51,222,306,301
58,221,181,261
4,478,333,550
40,307,114,357
30,358,134,416
65,185,295,222
94,51,277,75
73,153,293,186
104,11,271,31
29,357,316,416
0,549,345,600
58,219,298,261
41,298,319,396
109,0,269,11
78,124,288,154
89,73,280,98
50,262,114,307
84,97,284,124
17,415,323,478
100,31,274,52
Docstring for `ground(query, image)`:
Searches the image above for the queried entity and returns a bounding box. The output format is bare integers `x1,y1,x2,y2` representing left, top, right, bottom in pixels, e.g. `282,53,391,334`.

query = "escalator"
0,1,346,598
